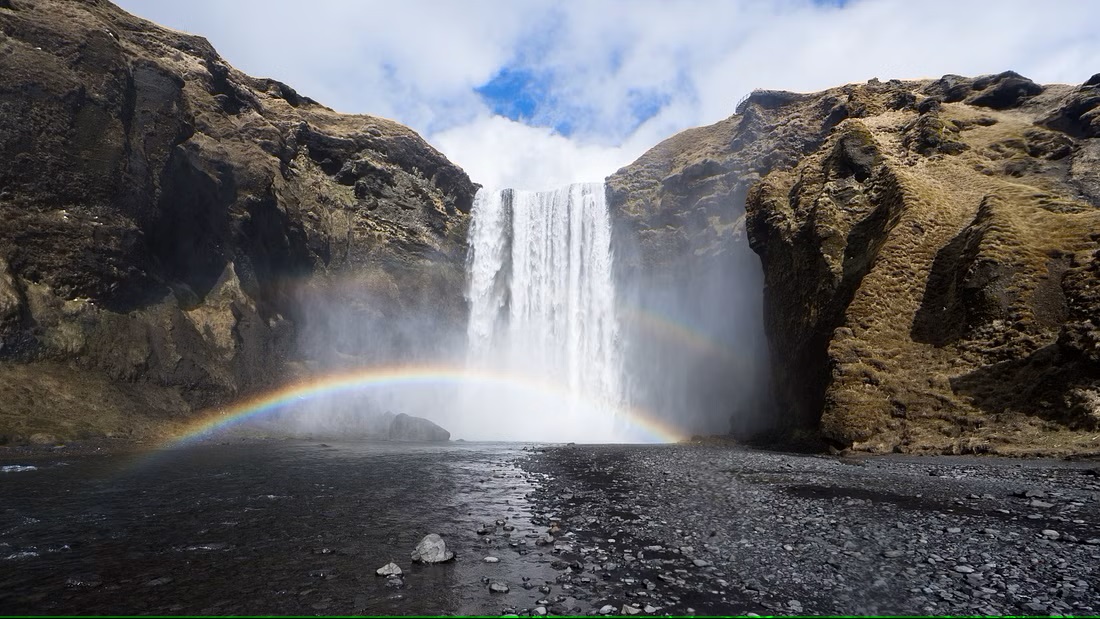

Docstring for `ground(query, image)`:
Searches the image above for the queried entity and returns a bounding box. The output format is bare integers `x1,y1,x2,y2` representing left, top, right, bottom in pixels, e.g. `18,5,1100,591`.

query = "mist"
230,179,770,444
612,207,774,441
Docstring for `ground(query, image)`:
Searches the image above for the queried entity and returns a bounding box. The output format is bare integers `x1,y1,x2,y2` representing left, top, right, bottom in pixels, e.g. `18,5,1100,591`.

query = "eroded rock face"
612,73,1100,454
0,0,475,441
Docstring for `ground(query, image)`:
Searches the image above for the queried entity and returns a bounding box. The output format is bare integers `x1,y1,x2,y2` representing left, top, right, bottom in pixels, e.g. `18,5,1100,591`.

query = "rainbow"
164,365,686,448
620,307,742,363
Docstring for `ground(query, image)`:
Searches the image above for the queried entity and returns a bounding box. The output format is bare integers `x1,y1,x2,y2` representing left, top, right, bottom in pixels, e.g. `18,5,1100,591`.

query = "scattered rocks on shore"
513,444,1100,616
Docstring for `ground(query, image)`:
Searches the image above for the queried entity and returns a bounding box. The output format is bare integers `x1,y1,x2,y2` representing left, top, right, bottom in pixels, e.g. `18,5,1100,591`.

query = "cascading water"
464,183,625,442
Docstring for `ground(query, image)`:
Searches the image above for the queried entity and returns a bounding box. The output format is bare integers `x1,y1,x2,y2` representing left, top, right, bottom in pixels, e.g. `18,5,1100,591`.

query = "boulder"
966,71,1043,109
387,413,450,442
411,534,454,564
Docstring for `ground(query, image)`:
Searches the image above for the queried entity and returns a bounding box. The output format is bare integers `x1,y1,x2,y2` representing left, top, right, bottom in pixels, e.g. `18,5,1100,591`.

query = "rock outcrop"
386,412,450,442
607,115,776,438
0,0,475,442
611,72,1100,454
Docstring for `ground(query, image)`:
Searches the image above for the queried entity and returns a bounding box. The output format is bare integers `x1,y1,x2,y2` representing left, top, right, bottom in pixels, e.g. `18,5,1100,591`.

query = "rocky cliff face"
607,112,775,438
0,0,476,442
611,72,1100,454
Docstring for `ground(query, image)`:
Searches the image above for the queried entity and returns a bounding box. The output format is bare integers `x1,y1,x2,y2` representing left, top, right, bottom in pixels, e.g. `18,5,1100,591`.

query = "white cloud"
433,115,634,190
115,0,1100,190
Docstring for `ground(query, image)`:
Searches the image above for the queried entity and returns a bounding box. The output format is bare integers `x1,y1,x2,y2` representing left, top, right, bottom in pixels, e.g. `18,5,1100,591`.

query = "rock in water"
411,534,454,564
375,562,402,577
387,413,450,442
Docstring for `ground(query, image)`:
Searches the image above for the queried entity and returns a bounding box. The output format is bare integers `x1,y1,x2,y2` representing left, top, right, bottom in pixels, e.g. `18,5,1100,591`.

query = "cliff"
610,72,1100,455
0,0,476,442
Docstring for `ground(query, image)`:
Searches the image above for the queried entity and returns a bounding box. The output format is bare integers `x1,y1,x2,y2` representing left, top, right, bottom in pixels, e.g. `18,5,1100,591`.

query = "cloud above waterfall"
117,0,1100,189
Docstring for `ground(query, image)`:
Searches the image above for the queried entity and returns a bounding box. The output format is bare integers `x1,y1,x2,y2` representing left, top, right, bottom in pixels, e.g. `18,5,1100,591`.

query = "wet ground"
2,440,1099,616
519,445,1100,616
0,440,554,615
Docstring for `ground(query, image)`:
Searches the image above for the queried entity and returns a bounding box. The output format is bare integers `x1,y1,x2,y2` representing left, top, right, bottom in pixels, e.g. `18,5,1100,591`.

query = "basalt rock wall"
0,0,476,442
610,72,1100,454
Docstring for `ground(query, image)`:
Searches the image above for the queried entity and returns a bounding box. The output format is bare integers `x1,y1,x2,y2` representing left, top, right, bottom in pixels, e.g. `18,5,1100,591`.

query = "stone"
411,534,454,564
599,605,616,615
483,556,500,563
621,605,641,615
954,566,974,574
375,562,402,577
387,413,450,442
692,559,711,567
966,72,1043,110
488,582,509,593
1041,530,1060,540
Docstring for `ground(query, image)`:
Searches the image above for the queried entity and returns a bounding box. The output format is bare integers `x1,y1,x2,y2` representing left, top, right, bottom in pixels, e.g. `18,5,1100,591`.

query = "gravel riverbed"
511,444,1100,616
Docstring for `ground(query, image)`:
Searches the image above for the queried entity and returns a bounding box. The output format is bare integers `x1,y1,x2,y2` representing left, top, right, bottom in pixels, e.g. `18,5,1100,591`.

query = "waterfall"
465,183,623,441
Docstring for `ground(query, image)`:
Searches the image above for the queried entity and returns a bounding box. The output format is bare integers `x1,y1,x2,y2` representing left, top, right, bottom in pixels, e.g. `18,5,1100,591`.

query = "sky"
115,0,1100,191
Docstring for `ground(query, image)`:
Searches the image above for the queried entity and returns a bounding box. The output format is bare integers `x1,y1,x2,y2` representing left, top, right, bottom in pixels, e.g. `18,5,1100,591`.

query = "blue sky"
116,0,1100,190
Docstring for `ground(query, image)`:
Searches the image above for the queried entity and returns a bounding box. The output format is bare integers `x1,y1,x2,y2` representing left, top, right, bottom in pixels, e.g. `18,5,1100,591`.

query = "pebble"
488,582,509,594
375,562,402,577
484,556,500,563
1041,530,1061,540
516,444,1100,617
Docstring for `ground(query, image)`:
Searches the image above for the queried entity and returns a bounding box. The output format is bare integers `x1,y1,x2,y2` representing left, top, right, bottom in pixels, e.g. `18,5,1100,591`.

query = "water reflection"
0,441,552,615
